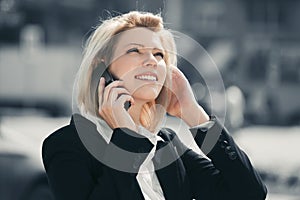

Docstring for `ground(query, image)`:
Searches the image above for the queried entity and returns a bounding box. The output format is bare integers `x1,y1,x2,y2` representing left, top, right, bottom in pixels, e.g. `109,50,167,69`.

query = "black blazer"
42,114,267,200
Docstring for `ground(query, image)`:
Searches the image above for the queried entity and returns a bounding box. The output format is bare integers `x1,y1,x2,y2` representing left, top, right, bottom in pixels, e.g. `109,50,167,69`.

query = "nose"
143,52,157,68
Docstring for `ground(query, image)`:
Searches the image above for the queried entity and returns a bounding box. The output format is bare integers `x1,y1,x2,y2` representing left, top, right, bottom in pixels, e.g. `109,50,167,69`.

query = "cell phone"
91,62,131,110
101,66,115,87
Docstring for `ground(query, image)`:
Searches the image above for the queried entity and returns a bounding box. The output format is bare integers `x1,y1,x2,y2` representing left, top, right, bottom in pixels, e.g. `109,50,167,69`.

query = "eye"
126,48,140,54
153,52,164,59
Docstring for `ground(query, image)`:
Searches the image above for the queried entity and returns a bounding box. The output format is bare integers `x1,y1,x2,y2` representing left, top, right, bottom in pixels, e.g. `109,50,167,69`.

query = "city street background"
0,0,299,199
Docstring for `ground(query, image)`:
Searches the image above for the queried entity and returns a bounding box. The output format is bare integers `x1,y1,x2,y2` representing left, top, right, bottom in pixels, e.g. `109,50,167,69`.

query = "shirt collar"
77,111,165,145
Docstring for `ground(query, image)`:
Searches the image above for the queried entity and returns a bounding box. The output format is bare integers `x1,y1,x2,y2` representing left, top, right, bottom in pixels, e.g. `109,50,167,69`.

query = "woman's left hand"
166,66,209,127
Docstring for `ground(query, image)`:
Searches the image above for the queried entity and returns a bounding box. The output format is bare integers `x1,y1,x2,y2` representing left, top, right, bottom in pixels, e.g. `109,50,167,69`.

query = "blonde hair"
75,11,177,132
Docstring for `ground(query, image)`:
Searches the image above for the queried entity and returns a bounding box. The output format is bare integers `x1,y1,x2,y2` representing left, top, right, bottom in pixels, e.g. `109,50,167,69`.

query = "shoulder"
42,115,108,168
42,115,96,167
42,123,84,163
42,114,99,154
42,124,78,151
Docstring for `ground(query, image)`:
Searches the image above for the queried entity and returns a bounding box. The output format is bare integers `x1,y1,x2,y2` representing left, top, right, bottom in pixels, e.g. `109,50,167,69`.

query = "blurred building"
0,0,299,124
166,0,300,126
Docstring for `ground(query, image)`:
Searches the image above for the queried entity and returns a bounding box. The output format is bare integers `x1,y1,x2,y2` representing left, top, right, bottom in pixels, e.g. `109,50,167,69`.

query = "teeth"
135,75,157,81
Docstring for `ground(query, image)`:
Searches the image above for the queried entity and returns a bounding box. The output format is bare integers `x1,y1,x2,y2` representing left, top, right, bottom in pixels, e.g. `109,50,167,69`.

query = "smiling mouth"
134,75,157,81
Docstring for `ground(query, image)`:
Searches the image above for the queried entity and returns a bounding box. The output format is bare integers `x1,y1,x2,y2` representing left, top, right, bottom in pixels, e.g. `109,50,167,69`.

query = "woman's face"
109,27,167,103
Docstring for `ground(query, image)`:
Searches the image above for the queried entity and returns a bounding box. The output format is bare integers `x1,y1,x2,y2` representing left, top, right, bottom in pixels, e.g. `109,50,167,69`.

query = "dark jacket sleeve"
168,117,267,200
42,124,153,200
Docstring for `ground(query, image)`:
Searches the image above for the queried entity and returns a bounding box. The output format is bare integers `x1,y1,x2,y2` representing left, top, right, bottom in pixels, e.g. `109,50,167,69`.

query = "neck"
128,100,145,126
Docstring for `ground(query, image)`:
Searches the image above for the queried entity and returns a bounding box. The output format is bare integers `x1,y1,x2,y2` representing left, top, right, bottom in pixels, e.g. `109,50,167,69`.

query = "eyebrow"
125,43,163,51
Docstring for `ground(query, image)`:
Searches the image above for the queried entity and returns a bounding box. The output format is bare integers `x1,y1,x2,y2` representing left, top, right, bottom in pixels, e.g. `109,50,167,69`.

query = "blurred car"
0,107,68,200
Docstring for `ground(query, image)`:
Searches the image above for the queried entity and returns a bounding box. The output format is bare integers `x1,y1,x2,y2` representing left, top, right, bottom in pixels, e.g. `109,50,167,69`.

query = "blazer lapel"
153,140,191,200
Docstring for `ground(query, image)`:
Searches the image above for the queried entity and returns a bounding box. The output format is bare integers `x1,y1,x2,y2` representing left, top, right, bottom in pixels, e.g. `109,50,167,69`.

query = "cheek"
110,58,140,79
158,65,167,83
110,62,131,79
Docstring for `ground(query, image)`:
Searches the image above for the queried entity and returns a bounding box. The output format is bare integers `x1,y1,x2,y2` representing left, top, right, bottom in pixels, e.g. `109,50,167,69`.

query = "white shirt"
135,125,166,200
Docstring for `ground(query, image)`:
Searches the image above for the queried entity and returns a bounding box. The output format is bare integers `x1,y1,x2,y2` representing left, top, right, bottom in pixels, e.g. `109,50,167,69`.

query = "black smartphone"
91,62,131,110
102,66,115,87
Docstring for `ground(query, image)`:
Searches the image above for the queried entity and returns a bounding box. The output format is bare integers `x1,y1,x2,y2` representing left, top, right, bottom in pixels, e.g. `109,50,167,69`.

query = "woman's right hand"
97,77,137,132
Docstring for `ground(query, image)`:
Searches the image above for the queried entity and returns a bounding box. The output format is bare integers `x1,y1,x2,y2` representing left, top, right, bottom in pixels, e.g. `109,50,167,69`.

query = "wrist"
182,105,209,127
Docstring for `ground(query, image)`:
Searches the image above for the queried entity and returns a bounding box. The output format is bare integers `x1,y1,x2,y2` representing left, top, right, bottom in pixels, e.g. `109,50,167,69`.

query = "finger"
107,87,131,103
103,80,124,103
170,65,180,74
103,87,130,107
116,94,135,107
171,65,185,76
97,77,105,106
171,67,182,79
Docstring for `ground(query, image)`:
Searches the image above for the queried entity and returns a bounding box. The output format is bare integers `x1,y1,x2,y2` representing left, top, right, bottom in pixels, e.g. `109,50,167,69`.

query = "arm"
166,66,266,199
168,118,267,200
42,124,153,200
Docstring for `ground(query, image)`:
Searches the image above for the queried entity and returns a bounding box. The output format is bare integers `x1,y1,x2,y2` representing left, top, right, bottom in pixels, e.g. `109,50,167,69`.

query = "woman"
42,11,267,200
